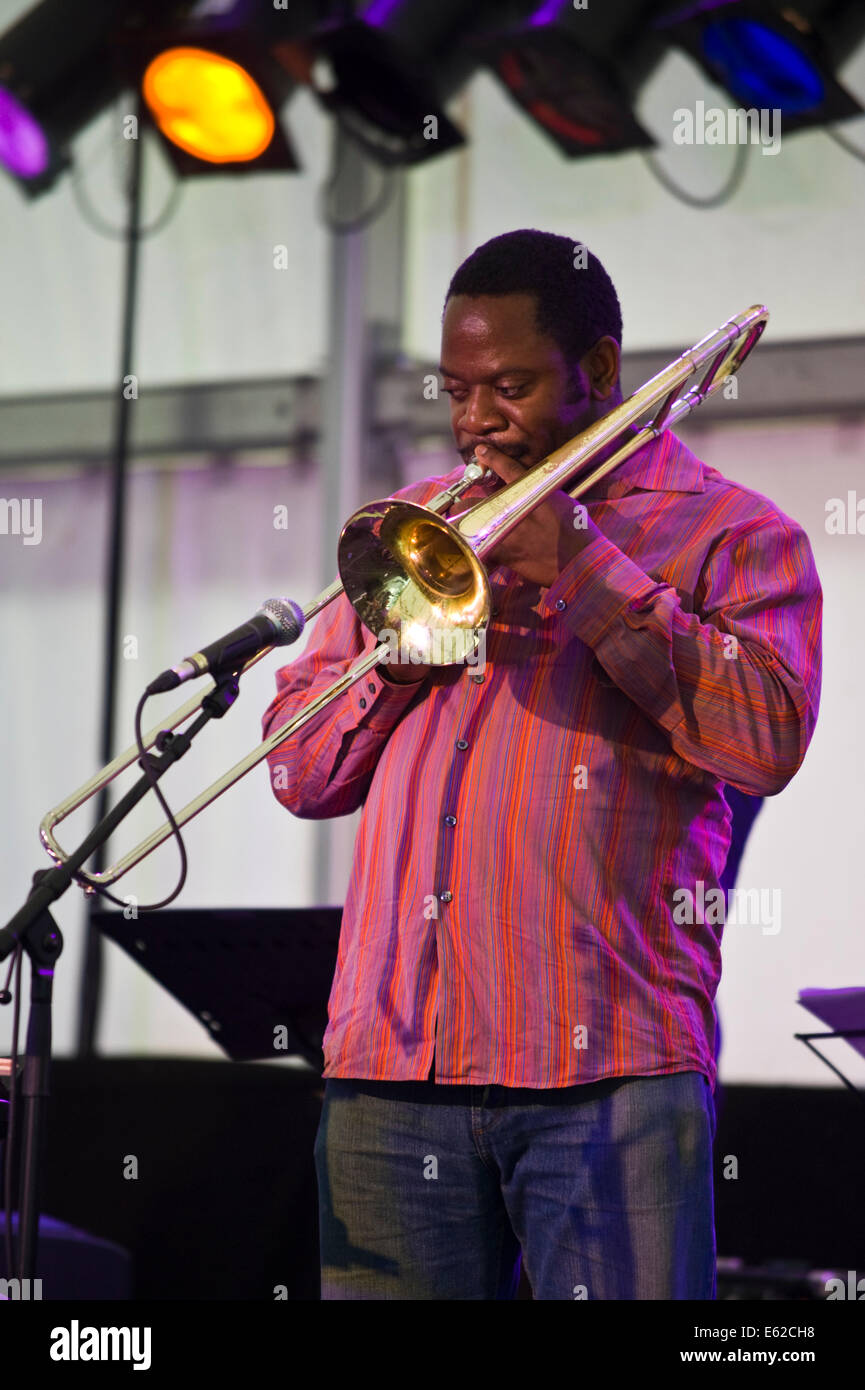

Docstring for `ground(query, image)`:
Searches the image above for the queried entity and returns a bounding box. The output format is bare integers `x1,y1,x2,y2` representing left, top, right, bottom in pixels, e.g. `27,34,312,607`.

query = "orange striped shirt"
262,430,822,1090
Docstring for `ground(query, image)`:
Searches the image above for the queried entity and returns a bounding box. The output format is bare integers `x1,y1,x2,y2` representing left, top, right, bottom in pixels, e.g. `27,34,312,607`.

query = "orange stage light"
142,47,275,164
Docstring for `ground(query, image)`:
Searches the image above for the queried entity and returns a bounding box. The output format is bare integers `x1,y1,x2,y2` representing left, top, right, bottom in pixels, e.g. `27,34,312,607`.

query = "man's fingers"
473,443,522,485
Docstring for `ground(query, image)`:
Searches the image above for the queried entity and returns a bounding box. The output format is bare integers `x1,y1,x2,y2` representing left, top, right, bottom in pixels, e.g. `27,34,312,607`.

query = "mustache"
460,440,530,464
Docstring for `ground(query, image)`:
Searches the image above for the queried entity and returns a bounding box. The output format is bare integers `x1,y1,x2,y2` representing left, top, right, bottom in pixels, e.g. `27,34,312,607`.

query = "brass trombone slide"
40,304,768,888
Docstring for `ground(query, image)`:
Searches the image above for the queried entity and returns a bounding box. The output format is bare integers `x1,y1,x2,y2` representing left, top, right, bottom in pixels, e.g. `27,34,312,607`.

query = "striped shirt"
262,430,822,1091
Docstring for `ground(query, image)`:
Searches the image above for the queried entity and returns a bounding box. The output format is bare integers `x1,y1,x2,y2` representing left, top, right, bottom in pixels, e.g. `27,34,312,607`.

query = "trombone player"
262,229,822,1300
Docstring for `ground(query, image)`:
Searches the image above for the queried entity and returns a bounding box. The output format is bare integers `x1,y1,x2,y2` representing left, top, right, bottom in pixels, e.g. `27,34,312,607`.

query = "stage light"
273,0,471,167
655,2,865,135
468,0,664,158
0,0,309,196
0,85,50,181
700,19,825,112
118,22,301,177
0,0,201,197
307,24,464,165
142,47,275,164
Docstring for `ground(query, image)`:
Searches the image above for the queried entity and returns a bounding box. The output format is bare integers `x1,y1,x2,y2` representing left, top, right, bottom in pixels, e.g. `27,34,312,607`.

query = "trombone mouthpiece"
464,455,496,487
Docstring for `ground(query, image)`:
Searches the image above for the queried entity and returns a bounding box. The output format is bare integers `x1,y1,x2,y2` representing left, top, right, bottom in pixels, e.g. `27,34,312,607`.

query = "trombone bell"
338,500,492,665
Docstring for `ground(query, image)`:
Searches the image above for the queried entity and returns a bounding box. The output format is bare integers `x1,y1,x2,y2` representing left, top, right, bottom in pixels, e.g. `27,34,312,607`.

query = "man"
262,229,822,1300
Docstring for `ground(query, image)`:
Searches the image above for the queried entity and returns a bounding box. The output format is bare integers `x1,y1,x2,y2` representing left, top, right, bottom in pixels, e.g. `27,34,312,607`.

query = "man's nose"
458,388,508,436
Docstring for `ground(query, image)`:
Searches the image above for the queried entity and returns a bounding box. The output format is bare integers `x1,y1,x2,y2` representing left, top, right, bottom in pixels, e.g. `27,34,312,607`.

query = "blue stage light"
701,18,825,114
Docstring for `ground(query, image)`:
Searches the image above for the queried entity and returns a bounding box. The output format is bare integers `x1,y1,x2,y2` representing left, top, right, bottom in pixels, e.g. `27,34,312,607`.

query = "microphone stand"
0,672,241,1283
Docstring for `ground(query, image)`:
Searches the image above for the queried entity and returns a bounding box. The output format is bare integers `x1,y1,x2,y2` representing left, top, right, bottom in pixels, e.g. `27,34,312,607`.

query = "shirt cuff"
347,662,425,729
541,529,663,649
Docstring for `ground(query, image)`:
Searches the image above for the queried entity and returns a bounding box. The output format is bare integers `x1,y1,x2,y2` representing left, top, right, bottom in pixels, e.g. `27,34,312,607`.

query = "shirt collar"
582,427,705,499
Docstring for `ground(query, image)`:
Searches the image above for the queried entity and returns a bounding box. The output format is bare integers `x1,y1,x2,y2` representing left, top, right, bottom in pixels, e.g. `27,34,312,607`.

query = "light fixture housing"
654,1,865,135
469,0,664,158
311,21,464,165
0,0,197,197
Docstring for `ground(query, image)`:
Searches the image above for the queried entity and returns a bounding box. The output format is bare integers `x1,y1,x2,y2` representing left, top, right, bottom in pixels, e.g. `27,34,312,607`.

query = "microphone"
146,598,305,695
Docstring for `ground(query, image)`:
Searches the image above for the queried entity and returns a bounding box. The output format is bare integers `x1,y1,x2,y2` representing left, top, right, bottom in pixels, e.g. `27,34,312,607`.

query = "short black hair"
444,229,622,378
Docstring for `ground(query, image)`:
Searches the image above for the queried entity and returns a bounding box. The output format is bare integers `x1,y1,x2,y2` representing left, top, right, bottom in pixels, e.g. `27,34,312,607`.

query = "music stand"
92,907,341,1069
795,987,865,1106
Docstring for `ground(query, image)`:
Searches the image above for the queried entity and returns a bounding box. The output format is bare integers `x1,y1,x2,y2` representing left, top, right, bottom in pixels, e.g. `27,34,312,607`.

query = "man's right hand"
380,659,433,684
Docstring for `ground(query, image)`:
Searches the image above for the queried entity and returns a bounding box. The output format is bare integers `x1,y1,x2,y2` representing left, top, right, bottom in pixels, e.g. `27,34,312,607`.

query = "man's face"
439,293,615,471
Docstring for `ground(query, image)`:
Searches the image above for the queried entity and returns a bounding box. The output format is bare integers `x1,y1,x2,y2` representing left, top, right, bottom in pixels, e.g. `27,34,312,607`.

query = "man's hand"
467,442,598,589
380,659,432,684
378,438,598,682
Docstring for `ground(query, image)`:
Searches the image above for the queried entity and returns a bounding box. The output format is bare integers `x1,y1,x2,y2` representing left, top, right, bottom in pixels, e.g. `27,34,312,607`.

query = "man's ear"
582,336,620,401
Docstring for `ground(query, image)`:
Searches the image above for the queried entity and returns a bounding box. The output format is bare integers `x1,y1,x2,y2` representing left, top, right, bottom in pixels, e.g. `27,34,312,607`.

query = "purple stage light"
362,0,406,26
0,85,49,179
528,0,569,28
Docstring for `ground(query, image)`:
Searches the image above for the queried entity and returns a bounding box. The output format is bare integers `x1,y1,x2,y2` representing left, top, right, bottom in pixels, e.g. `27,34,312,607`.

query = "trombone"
40,303,768,889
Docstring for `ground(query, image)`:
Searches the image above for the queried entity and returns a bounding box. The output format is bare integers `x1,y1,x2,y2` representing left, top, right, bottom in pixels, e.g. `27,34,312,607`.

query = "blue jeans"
313,1070,716,1300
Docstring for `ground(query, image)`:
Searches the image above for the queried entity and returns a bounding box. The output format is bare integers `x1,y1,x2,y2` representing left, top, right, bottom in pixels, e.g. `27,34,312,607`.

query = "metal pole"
75,99,145,1055
313,128,406,905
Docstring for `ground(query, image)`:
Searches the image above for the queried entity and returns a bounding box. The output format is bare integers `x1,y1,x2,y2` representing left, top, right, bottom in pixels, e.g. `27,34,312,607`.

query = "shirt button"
367,682,375,692
555,599,566,611
456,739,468,750
471,673,484,683
359,698,366,709
440,890,453,903
444,815,456,827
